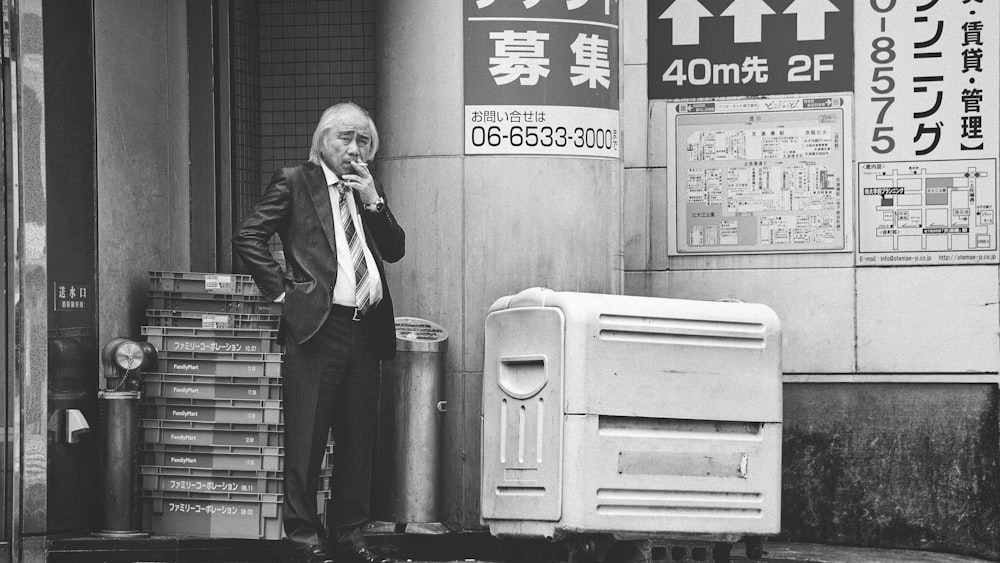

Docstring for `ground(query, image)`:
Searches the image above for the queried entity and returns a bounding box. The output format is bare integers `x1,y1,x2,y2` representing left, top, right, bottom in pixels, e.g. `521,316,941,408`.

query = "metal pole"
94,390,145,537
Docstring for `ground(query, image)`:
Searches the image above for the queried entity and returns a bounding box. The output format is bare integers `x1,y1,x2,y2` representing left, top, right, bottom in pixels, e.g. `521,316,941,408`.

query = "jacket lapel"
305,162,338,254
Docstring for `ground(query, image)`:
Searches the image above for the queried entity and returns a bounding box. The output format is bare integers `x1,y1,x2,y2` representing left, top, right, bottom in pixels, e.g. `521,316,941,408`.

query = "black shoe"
337,545,394,563
292,544,335,563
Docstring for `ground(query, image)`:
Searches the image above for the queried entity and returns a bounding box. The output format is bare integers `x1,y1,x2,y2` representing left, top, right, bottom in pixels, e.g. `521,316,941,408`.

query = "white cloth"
321,160,383,308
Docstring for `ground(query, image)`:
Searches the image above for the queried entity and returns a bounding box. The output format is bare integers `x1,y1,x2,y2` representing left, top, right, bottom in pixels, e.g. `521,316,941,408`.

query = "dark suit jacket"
233,161,405,359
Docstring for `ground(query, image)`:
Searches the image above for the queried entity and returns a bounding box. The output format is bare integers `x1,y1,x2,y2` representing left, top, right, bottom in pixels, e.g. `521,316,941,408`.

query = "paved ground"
45,534,997,562
733,543,993,562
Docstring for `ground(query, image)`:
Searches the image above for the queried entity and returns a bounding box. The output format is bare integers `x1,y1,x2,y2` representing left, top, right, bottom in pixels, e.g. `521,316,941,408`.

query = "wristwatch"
364,197,385,213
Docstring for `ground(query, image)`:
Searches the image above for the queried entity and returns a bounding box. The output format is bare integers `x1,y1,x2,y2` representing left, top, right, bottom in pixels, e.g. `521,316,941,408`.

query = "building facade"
2,0,998,561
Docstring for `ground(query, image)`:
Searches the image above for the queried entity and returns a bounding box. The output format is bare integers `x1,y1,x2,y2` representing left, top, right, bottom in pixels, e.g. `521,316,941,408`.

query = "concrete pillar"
94,0,190,346
375,0,622,529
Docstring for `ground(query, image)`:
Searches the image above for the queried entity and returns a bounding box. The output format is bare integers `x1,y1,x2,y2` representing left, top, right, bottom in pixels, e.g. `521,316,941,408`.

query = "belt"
330,304,366,322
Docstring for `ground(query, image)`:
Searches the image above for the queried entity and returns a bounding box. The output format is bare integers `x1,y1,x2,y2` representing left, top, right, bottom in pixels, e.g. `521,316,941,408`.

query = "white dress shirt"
321,160,384,308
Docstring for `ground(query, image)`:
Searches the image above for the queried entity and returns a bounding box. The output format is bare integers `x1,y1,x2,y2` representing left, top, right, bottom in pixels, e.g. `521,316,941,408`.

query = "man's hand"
343,161,379,204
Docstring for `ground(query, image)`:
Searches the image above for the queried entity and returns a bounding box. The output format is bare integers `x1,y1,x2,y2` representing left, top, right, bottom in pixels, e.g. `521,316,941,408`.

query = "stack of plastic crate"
140,271,331,539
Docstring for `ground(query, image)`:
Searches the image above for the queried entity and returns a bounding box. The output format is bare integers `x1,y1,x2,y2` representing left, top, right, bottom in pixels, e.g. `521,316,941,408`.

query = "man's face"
321,109,373,177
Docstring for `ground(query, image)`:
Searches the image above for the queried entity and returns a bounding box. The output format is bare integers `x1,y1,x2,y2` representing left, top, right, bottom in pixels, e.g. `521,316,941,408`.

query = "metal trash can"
373,317,448,524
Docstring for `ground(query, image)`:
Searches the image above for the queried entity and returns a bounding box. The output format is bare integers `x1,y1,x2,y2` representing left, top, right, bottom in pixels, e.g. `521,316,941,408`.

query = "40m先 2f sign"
649,0,853,99
855,0,998,266
464,0,620,157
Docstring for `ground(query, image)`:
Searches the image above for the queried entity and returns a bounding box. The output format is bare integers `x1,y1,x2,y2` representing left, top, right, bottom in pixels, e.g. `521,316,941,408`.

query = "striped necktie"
336,183,371,314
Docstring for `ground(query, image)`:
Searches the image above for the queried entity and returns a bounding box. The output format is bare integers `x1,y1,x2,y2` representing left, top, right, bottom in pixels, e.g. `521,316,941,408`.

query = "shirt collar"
319,159,340,187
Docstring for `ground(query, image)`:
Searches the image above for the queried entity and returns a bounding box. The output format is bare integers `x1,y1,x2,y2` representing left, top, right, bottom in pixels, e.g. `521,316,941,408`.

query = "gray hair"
308,102,380,164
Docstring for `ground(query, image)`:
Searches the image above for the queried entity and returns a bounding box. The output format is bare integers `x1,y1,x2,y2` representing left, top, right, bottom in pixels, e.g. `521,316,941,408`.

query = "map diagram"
668,97,850,255
857,159,998,265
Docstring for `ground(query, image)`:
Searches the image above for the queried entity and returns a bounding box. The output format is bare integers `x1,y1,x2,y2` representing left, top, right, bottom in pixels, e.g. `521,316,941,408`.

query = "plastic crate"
156,352,282,378
142,444,284,472
143,467,284,494
146,309,280,330
140,418,283,447
142,490,330,539
144,373,281,401
149,271,262,296
141,443,335,472
147,291,282,315
143,397,282,425
140,465,332,495
142,326,279,356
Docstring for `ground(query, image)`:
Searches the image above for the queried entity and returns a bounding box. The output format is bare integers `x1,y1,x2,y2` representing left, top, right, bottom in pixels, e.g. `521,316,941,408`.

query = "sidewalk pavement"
44,535,997,563
731,542,994,563
404,543,996,563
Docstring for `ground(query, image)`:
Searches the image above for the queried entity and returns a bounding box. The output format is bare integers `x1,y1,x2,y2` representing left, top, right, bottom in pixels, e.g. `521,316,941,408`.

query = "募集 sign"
648,0,853,99
464,0,620,157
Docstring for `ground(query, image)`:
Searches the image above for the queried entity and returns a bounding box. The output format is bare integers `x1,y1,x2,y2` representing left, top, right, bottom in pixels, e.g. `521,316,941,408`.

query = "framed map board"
667,95,852,255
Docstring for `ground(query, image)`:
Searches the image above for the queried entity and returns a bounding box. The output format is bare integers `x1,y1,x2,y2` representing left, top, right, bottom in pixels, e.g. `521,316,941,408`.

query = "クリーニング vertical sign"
855,0,999,266
464,0,620,157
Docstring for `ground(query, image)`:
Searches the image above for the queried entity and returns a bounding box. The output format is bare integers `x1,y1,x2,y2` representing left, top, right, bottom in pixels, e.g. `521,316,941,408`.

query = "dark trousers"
282,312,380,551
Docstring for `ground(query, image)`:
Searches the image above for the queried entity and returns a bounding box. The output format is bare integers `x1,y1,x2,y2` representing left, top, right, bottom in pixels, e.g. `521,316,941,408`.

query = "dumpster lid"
394,317,448,352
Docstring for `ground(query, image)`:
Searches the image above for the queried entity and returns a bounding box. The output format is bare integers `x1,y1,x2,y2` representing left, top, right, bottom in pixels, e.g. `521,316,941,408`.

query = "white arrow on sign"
659,0,713,46
721,0,775,44
784,0,839,41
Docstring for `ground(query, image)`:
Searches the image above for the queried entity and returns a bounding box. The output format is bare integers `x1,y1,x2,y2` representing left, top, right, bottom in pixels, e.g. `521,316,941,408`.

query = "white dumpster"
481,288,782,541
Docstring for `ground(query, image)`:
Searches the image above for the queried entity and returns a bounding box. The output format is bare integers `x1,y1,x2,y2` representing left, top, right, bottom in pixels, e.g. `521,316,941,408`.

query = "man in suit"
234,102,404,563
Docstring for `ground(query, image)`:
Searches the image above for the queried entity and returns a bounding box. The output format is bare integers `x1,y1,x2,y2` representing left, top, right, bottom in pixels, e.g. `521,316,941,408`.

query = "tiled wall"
258,0,375,185
231,0,261,227
230,0,376,266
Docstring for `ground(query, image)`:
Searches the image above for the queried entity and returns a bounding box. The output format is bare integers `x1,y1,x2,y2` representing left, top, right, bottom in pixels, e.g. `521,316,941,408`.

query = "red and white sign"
464,0,620,157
